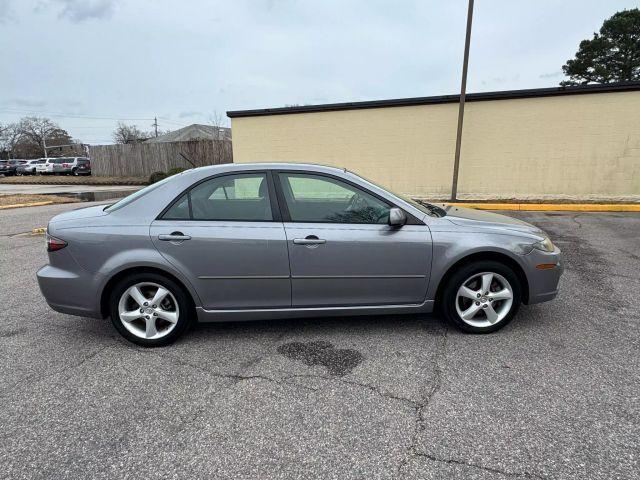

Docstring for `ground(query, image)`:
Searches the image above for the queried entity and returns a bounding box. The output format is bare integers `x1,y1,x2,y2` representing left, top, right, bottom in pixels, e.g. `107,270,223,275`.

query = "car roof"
188,162,346,176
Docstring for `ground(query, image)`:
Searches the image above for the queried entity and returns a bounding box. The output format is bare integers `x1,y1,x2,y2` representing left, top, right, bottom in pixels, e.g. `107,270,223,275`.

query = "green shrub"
149,171,168,184
167,167,186,176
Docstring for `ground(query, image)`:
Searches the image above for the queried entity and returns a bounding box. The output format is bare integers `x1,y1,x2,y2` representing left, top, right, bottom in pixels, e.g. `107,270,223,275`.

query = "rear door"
150,171,291,310
275,171,432,307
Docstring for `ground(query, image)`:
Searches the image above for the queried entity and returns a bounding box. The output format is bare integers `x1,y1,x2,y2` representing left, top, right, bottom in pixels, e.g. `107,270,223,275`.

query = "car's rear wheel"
109,273,192,347
441,260,521,333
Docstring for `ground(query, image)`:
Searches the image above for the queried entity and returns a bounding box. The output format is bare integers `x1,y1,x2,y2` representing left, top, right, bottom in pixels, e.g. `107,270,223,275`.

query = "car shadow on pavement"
73,301,547,349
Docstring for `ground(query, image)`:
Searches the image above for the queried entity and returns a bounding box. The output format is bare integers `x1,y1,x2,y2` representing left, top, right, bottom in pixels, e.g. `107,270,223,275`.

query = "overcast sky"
1,0,638,144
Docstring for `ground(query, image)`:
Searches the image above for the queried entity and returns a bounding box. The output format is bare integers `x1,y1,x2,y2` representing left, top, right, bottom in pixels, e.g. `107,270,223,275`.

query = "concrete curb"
444,202,640,212
0,201,54,210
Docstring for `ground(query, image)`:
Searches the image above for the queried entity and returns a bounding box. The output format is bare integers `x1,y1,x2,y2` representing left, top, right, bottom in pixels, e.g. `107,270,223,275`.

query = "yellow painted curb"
444,202,640,212
0,201,54,210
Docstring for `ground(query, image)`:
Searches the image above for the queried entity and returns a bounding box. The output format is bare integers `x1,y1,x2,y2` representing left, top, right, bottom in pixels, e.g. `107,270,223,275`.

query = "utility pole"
450,0,474,201
152,117,159,137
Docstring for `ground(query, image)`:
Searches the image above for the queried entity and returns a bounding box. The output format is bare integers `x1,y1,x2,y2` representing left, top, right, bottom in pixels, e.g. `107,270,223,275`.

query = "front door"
275,172,432,307
151,172,291,310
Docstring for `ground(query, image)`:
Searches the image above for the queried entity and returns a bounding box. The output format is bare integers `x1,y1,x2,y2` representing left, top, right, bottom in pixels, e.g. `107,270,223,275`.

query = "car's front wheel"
109,273,192,347
441,260,521,333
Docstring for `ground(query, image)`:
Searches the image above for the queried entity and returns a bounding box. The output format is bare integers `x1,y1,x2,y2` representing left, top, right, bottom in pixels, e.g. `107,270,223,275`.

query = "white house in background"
145,124,232,143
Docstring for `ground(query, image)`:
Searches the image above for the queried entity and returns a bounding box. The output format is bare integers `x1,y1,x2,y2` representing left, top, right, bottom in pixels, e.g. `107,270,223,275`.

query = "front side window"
161,173,272,221
278,173,390,224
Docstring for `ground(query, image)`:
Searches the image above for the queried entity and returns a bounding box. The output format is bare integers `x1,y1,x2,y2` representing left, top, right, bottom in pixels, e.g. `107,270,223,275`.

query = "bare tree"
209,111,232,164
19,117,57,154
112,122,151,144
0,117,81,158
12,117,78,157
0,122,23,158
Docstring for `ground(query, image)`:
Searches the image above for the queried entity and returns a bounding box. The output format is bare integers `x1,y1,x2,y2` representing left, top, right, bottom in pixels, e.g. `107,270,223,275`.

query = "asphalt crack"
396,326,447,477
412,452,546,479
282,373,420,407
395,328,547,480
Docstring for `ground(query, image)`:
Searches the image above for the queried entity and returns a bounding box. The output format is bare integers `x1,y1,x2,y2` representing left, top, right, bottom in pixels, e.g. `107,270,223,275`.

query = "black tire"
72,168,78,176
109,272,193,347
440,260,521,333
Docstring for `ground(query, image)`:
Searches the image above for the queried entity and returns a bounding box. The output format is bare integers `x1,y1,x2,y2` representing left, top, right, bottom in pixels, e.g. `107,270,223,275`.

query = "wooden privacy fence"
88,140,233,177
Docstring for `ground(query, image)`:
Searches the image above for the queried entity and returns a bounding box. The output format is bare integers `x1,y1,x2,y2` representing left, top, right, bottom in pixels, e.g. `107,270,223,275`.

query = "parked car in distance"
0,159,25,176
53,157,91,175
73,157,91,175
17,159,43,175
38,163,563,347
35,157,88,175
36,158,62,175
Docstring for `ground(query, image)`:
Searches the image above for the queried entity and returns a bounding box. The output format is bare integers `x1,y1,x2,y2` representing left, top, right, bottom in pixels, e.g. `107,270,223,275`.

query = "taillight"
46,233,67,252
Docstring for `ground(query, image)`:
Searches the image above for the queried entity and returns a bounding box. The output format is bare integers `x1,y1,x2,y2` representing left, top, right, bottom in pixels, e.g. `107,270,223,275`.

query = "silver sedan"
37,163,562,346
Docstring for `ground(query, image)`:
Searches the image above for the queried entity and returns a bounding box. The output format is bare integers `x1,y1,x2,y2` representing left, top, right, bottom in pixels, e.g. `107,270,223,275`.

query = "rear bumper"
37,265,103,318
522,246,564,305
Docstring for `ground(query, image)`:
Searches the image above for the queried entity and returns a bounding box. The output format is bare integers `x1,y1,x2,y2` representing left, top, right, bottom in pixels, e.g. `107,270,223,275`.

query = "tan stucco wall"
231,91,640,201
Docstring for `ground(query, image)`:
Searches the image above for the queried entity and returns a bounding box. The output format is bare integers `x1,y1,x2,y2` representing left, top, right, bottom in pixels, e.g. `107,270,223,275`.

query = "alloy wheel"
117,282,180,339
455,272,514,328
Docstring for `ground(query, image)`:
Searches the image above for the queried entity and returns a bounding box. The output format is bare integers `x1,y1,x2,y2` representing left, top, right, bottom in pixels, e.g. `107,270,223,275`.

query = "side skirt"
196,300,435,322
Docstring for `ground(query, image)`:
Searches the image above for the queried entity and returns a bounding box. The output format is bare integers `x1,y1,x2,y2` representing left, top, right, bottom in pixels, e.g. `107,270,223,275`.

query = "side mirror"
388,207,407,227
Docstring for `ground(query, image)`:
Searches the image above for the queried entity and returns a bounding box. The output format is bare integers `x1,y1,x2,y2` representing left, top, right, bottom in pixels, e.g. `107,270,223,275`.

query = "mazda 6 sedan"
37,163,563,346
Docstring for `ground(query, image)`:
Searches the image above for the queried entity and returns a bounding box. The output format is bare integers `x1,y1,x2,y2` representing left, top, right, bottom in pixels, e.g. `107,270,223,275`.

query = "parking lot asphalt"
1,203,638,479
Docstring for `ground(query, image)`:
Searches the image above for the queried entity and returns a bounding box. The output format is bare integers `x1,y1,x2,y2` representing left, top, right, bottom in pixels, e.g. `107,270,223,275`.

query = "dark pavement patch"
277,340,363,376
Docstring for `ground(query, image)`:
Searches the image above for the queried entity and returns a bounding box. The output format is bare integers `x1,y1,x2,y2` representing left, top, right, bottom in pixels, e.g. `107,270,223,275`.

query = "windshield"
352,172,446,218
104,175,175,212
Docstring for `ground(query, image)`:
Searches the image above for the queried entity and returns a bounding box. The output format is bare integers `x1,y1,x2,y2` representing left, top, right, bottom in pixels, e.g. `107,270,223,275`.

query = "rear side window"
161,173,273,222
105,174,176,213
162,193,190,219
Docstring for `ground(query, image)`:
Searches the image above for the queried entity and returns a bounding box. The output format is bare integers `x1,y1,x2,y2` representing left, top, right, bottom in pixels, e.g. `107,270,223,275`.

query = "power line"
0,107,190,127
0,107,154,121
157,117,191,127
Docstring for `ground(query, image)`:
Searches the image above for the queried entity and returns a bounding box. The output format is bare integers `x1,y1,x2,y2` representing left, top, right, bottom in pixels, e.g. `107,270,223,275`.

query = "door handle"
293,235,326,246
158,232,191,242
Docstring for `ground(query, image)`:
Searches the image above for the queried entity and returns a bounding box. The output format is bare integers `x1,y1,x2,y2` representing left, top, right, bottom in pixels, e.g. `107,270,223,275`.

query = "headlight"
512,236,555,254
533,237,555,252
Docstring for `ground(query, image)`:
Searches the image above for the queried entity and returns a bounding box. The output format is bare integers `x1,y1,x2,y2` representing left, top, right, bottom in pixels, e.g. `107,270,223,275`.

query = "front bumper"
37,264,104,318
522,246,563,304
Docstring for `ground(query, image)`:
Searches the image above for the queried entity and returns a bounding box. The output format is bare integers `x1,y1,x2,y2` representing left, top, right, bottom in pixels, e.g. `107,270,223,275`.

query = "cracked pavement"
1,203,638,479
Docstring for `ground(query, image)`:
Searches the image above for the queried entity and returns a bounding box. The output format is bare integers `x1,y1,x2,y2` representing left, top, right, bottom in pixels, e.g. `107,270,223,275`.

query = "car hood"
437,204,546,237
49,204,109,225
